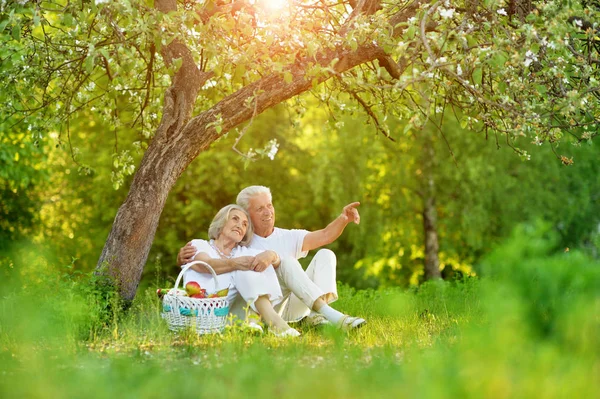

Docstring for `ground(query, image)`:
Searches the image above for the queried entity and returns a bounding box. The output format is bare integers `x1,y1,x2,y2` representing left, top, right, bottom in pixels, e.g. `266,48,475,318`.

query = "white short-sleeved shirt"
249,227,310,260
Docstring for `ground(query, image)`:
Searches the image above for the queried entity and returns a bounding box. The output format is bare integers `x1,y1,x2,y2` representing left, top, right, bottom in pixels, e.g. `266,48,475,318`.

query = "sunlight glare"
262,0,288,11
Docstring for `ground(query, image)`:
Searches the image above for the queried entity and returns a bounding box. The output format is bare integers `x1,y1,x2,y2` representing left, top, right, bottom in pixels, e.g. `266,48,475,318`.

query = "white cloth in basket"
183,239,283,312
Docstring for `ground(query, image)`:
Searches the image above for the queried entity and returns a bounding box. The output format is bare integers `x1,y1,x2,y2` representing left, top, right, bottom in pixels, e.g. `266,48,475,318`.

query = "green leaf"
172,57,183,71
349,39,358,51
11,24,20,41
307,41,317,58
526,13,537,23
0,19,9,33
497,80,507,93
99,48,110,60
232,63,246,82
460,117,468,129
283,71,293,84
63,13,74,27
536,85,547,95
472,68,482,85
489,53,507,68
84,56,95,73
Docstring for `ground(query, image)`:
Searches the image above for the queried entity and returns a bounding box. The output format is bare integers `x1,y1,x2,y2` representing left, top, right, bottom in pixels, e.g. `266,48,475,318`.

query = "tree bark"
422,134,441,281
95,0,211,300
96,0,420,301
422,189,441,280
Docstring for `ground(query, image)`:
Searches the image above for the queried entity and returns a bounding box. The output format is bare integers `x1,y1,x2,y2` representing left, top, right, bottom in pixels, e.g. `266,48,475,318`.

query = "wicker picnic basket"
161,261,230,335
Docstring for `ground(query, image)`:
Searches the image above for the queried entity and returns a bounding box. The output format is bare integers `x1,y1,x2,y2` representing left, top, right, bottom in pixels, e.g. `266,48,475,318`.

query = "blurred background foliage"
2,90,599,292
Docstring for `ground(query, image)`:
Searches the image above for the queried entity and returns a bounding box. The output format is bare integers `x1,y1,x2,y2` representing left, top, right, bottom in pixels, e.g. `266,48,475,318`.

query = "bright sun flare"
262,0,288,11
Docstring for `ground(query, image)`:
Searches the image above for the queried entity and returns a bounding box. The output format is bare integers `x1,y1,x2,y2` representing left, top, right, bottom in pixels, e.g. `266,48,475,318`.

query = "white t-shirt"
249,227,310,260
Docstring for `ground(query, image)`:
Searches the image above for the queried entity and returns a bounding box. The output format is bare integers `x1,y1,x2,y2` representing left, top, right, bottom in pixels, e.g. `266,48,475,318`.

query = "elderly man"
178,185,365,330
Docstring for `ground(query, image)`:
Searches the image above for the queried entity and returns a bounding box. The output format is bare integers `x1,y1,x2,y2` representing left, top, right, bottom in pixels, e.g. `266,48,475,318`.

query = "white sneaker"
244,320,264,333
305,314,331,327
337,316,366,331
272,328,301,338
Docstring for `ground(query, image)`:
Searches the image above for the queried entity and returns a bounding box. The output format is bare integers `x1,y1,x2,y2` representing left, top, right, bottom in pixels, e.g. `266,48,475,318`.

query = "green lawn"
2,232,599,398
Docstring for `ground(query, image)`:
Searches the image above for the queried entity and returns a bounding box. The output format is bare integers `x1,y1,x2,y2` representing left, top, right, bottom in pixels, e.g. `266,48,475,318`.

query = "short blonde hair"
208,204,253,246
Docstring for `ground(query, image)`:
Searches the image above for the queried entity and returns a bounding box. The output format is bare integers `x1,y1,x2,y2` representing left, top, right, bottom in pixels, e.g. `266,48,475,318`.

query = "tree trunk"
422,189,441,280
94,0,411,301
422,134,441,281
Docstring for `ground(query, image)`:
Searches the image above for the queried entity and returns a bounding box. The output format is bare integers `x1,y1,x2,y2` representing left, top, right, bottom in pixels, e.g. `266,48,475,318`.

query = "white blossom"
267,140,279,160
456,64,463,76
439,8,455,19
524,50,538,67
497,8,507,16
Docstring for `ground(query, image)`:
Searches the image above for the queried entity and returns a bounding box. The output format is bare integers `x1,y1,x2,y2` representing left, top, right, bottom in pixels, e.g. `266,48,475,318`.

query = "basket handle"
174,260,221,291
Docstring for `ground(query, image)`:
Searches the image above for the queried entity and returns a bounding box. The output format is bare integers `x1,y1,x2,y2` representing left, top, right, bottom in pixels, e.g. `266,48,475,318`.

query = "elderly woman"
183,204,300,337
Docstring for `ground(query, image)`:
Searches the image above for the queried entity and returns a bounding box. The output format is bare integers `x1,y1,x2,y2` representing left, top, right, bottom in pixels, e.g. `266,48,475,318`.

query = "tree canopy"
2,0,599,300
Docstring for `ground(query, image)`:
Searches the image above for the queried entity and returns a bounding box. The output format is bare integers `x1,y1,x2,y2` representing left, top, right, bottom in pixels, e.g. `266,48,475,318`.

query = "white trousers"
275,249,338,322
185,266,282,313
233,267,283,312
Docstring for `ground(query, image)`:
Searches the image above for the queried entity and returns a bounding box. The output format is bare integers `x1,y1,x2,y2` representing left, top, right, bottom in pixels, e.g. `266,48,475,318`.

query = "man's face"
247,192,275,237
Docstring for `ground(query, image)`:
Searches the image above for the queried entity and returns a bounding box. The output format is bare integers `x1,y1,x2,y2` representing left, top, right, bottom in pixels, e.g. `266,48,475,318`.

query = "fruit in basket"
156,288,186,298
191,289,207,299
216,288,229,297
185,281,202,296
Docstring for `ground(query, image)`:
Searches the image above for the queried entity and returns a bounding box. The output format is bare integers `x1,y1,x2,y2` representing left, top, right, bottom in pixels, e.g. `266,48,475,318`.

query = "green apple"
185,281,202,296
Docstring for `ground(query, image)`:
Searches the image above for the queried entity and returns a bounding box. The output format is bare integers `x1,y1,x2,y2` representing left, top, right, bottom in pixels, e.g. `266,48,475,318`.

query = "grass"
1,226,599,398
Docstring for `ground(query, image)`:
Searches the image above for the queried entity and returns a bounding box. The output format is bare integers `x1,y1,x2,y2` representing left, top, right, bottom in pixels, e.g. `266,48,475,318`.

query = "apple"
185,281,202,296
191,293,205,299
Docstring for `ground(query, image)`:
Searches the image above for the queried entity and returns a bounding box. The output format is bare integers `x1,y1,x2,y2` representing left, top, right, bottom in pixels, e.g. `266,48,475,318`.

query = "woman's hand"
251,251,279,272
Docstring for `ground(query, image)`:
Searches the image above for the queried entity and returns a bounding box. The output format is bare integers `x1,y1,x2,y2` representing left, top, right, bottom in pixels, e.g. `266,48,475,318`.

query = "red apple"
185,281,202,296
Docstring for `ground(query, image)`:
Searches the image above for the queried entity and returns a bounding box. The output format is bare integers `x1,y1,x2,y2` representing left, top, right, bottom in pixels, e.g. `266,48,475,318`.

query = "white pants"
233,267,283,312
275,249,338,322
185,266,282,313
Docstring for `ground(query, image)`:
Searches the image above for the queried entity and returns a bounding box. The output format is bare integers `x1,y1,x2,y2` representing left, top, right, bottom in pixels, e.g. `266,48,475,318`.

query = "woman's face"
220,209,249,243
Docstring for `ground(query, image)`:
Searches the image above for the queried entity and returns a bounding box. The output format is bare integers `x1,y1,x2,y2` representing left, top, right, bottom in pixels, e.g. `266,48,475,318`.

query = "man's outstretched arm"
301,202,360,252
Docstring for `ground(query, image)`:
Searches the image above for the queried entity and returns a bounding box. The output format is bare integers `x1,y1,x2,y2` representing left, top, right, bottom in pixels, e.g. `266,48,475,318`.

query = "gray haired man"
178,185,366,330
